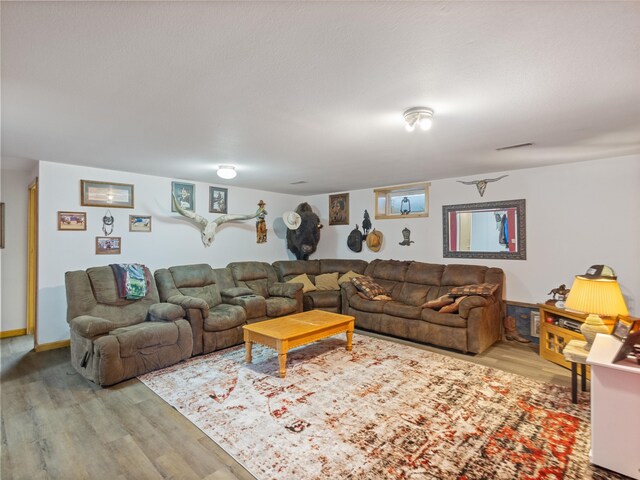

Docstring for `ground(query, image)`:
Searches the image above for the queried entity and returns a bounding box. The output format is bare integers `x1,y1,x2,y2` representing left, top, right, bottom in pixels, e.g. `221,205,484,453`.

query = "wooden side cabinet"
537,303,615,375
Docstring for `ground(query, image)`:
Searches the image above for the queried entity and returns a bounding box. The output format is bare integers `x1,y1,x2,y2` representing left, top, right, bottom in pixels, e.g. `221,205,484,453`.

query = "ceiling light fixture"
217,165,237,179
403,107,434,132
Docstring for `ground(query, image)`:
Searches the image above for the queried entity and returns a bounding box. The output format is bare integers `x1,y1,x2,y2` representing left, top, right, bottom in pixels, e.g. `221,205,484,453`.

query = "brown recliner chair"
65,266,192,386
227,261,303,321
154,264,249,355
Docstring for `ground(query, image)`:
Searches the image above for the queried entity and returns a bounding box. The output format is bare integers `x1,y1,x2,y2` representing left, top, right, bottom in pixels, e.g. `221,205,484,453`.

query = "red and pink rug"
139,334,604,479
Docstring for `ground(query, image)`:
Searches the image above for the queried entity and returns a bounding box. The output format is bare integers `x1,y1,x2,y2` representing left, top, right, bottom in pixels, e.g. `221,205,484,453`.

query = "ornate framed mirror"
443,199,526,260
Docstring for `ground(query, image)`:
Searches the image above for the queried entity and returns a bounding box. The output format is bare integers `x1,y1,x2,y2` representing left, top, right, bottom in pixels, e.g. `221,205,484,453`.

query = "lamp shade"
565,276,629,317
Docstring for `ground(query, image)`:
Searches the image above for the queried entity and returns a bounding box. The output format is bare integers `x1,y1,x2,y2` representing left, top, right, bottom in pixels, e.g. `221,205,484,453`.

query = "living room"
1,2,639,479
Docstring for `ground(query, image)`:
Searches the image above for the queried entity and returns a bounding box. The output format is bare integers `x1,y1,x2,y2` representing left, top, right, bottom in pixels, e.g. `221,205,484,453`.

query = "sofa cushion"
396,283,431,306
449,283,499,297
338,270,364,285
421,309,468,328
383,301,422,320
349,294,388,313
178,285,222,308
266,297,298,317
405,262,446,286
306,291,341,309
352,276,388,299
110,322,179,358
441,264,488,286
364,259,411,282
439,296,468,314
204,304,246,332
315,272,340,291
421,294,454,310
88,267,130,306
320,259,368,275
287,274,317,293
169,264,216,288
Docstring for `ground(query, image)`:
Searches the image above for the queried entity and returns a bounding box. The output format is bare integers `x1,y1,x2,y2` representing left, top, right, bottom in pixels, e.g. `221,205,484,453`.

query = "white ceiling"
2,1,639,195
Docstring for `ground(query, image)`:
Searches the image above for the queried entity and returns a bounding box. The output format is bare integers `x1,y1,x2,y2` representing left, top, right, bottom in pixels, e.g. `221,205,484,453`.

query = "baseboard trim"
35,339,70,352
0,328,27,339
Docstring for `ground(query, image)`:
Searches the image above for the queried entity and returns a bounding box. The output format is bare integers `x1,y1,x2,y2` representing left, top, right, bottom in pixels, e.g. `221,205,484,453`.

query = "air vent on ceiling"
290,181,308,185
496,142,533,151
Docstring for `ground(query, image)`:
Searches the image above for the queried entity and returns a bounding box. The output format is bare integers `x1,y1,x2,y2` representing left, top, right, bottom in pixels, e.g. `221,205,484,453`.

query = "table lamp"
564,265,629,350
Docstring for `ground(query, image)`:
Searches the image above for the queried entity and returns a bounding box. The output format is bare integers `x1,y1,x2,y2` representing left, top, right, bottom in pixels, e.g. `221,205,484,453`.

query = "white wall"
0,168,35,332
37,161,304,344
307,155,640,315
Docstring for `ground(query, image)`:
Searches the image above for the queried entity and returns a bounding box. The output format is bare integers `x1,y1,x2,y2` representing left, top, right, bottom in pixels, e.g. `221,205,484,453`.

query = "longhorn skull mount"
171,194,266,247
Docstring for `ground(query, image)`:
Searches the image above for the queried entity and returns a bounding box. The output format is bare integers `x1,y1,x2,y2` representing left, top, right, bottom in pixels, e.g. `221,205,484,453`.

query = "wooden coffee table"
243,310,355,378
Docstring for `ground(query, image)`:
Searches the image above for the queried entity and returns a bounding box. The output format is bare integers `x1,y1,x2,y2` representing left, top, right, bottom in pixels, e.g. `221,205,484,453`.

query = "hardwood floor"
1,332,573,480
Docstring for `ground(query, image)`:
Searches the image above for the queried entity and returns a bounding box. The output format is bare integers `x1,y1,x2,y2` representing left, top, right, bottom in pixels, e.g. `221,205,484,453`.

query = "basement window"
374,182,430,220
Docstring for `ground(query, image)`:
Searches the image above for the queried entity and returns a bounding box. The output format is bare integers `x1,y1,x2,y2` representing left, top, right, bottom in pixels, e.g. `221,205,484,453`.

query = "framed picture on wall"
96,236,121,255
58,211,87,231
81,180,134,208
329,193,349,225
209,187,228,214
172,181,195,212
129,215,152,232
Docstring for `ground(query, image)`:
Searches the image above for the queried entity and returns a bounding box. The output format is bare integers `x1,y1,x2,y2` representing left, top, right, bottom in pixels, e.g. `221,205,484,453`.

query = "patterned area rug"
139,334,607,480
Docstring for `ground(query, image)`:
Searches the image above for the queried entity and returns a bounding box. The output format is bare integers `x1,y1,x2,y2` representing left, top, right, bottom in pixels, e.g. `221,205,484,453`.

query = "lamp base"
580,314,609,350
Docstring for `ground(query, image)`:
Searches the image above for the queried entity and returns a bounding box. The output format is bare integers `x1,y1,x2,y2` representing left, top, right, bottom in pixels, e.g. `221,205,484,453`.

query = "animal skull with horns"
172,194,266,247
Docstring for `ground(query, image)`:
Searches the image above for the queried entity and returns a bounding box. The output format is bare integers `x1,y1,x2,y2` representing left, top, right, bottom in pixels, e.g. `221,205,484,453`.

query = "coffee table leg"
245,341,252,364
278,353,287,378
346,329,353,351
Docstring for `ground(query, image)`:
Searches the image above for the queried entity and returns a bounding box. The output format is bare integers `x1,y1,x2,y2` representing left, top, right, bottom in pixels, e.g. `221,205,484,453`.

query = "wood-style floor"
1,332,574,480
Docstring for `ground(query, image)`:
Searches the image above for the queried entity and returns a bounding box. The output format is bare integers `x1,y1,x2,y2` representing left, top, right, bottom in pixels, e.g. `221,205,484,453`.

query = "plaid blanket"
110,263,150,300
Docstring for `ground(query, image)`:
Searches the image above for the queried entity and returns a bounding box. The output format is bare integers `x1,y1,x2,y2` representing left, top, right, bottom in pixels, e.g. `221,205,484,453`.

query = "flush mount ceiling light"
403,107,434,132
217,165,237,179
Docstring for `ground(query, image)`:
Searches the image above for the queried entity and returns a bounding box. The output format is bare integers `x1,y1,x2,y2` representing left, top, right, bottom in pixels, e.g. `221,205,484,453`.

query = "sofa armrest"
166,294,210,316
340,282,358,298
269,282,302,299
70,315,118,338
148,303,185,322
458,295,490,319
221,287,254,298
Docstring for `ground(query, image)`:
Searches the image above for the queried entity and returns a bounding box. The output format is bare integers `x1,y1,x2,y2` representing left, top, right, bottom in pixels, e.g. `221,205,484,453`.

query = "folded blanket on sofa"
110,263,150,299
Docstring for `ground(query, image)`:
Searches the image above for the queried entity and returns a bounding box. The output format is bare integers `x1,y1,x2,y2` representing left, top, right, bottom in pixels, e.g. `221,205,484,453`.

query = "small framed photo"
96,236,121,255
329,193,349,225
81,180,134,208
612,317,635,341
129,215,152,232
58,211,87,231
172,181,195,212
209,187,228,214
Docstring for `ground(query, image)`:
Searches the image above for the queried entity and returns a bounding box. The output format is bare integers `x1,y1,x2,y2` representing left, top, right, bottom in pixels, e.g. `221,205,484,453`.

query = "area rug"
139,334,599,480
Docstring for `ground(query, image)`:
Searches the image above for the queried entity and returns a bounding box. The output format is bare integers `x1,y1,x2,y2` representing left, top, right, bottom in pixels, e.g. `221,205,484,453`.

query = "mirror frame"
442,198,527,260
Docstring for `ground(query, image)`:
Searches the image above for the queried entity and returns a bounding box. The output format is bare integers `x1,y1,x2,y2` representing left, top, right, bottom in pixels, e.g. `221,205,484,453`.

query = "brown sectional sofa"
65,258,503,386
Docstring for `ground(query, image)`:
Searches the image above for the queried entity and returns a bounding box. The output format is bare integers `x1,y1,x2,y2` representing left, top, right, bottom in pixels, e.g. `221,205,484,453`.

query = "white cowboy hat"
282,211,302,230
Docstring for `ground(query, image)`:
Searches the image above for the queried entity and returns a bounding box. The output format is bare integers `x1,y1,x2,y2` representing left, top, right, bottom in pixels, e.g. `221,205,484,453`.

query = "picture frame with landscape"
129,215,152,232
95,236,121,255
209,187,228,214
58,211,87,231
172,181,195,212
81,180,134,208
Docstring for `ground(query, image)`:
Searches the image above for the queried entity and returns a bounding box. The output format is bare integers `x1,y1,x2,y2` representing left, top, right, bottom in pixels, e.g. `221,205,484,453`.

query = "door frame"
27,178,38,345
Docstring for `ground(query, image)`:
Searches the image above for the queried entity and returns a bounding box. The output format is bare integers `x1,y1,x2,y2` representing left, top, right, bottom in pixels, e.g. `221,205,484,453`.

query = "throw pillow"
448,283,499,297
351,276,388,299
439,295,468,314
421,294,455,310
287,273,317,293
338,270,364,285
315,272,340,291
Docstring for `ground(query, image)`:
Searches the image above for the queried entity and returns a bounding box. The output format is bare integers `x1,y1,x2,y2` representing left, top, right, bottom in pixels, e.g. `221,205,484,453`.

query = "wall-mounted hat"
579,265,617,279
347,225,363,253
282,211,302,230
366,229,383,252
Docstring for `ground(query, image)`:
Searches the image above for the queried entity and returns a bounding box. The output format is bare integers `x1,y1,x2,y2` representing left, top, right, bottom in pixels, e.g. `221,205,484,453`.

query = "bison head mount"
284,202,323,260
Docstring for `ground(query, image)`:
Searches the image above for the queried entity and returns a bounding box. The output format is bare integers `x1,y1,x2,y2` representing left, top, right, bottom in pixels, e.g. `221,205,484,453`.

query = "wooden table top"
243,310,354,340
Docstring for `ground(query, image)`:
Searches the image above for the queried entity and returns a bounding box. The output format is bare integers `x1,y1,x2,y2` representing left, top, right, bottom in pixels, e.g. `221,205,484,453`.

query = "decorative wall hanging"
362,210,372,239
285,203,323,260
400,197,411,215
399,227,414,246
172,194,264,247
256,200,267,244
171,181,195,212
347,225,363,253
96,236,121,255
456,175,508,197
209,187,228,214
102,209,114,236
365,229,383,252
81,180,134,208
328,193,349,225
129,215,152,232
57,211,86,231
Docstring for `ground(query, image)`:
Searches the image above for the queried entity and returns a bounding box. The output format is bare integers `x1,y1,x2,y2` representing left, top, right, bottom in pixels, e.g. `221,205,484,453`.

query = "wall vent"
496,142,533,151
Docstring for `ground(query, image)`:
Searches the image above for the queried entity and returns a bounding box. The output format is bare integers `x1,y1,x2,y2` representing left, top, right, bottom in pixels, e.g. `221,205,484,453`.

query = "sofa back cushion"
363,259,411,299
319,259,368,275
155,264,222,307
272,260,321,283
227,261,279,298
